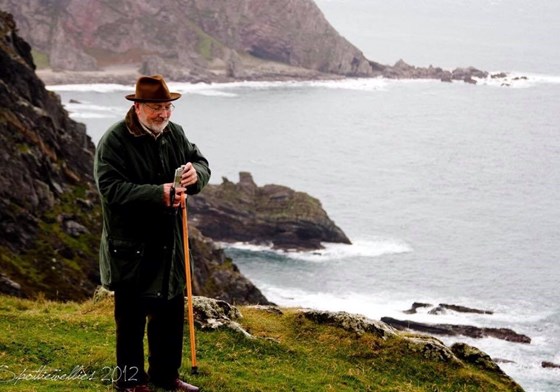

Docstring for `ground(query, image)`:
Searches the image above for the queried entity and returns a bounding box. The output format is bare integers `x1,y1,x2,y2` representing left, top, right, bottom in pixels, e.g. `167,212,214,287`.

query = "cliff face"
0,0,373,82
0,10,100,299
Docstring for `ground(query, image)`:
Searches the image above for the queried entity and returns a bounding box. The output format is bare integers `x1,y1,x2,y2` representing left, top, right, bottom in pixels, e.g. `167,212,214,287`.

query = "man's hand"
163,183,185,208
181,163,198,187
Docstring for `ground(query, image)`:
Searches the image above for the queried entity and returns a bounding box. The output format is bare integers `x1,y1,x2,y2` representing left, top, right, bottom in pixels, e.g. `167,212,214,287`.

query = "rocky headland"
1,0,503,85
189,172,351,251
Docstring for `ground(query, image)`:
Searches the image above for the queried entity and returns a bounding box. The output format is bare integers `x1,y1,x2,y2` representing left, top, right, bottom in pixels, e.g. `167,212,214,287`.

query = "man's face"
135,102,174,133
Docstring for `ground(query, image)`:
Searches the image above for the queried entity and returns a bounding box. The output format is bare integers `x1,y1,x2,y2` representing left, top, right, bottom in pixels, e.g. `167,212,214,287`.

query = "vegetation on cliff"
0,294,523,391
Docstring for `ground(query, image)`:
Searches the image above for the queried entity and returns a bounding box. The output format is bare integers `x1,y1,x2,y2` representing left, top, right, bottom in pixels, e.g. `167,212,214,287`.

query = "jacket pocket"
101,238,145,289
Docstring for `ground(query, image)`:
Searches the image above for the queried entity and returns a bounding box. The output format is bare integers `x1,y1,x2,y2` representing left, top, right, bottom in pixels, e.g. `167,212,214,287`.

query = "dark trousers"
114,289,185,388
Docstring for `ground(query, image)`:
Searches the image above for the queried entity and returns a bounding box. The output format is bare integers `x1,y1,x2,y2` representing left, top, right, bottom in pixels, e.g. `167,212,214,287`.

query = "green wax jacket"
93,107,211,298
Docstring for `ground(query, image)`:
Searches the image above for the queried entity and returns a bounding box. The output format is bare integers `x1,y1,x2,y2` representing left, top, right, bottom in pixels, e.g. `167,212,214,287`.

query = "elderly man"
94,75,210,392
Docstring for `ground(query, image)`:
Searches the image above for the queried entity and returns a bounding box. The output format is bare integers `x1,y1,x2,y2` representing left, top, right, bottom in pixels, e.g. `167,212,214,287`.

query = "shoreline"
37,65,538,89
36,64,346,86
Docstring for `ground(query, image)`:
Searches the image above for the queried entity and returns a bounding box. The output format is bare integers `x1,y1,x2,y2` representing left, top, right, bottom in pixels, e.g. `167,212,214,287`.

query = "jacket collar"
125,106,170,138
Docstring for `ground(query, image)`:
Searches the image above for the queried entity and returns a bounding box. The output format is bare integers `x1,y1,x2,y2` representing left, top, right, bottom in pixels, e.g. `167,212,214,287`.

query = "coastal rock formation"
1,0,371,83
0,11,268,304
429,303,494,315
403,302,494,315
189,172,351,251
381,317,531,344
403,302,433,314
1,0,496,85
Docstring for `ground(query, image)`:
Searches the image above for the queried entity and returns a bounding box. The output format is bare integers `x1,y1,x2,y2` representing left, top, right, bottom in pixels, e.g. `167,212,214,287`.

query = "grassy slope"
0,295,521,392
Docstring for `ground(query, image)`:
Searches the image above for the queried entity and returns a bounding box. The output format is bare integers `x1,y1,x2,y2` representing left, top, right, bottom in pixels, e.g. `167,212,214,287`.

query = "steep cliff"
0,11,269,304
0,10,100,299
0,0,373,83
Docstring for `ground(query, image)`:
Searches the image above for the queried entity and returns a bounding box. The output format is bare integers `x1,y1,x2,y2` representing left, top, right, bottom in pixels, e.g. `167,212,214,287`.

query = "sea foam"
222,236,412,262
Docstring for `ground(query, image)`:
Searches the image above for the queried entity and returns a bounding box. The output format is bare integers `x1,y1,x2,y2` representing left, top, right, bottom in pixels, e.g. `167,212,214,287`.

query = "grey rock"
300,309,396,339
192,296,251,338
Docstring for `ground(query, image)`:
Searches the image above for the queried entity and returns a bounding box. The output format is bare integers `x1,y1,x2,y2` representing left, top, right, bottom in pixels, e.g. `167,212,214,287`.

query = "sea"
47,1,560,390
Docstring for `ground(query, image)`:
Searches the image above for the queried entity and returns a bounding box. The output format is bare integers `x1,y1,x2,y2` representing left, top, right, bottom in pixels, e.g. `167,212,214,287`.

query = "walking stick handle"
181,194,198,374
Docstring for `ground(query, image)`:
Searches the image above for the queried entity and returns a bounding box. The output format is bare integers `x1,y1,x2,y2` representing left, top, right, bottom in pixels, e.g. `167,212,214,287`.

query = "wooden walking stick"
181,193,198,374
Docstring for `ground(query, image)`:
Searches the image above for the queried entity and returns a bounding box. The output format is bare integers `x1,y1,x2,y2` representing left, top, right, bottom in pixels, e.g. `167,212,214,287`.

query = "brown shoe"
169,378,200,392
114,384,152,392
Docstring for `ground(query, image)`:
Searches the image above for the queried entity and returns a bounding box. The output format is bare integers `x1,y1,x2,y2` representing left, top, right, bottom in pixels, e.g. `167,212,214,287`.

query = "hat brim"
125,92,181,102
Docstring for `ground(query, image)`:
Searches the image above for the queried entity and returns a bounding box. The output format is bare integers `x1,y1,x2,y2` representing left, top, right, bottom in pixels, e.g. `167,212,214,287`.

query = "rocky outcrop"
299,310,396,339
0,12,268,304
381,317,531,344
542,361,560,369
403,302,494,315
192,296,252,338
189,172,351,251
429,303,493,315
374,60,489,84
403,302,433,314
452,343,506,373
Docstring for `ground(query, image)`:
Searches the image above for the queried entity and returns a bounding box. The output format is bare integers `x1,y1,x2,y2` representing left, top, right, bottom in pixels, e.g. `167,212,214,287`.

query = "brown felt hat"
125,75,181,102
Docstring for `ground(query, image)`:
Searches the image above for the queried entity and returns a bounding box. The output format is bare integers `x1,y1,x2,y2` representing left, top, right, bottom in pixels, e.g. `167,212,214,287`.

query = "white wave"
68,112,117,119
476,72,560,88
64,102,125,113
289,238,412,261
168,78,388,94
47,83,133,92
259,285,412,320
223,236,412,261
63,101,125,119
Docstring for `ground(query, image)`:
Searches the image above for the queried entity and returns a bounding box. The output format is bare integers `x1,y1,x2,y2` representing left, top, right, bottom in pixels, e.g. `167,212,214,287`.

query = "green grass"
31,49,49,69
0,296,522,392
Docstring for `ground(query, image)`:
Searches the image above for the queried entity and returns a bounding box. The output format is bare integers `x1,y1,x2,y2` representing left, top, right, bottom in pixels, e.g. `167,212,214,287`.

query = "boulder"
542,361,560,369
191,296,251,338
